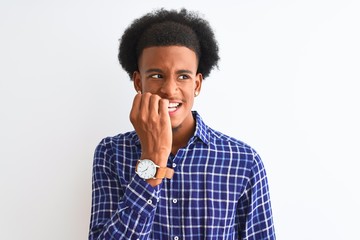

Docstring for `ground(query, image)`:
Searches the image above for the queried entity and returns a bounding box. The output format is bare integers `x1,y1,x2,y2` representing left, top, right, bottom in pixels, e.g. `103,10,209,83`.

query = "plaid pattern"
89,112,275,239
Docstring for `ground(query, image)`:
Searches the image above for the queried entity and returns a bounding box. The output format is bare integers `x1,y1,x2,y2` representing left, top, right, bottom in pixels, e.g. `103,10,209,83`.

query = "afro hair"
118,8,219,80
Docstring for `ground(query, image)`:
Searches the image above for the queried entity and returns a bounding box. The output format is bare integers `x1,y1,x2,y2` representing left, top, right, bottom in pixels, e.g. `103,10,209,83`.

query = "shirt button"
174,236,179,240
147,199,152,204
172,163,177,168
172,199,177,204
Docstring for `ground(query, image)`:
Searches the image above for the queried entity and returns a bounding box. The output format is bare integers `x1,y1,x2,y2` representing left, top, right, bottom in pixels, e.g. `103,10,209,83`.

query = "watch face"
136,159,157,179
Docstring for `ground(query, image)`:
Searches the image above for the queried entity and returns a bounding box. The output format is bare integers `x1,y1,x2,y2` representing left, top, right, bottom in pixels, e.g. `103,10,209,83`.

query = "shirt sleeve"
236,153,276,240
88,138,161,240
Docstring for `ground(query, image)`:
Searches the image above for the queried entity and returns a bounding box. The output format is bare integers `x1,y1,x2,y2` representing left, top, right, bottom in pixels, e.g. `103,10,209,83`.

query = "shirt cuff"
124,174,162,219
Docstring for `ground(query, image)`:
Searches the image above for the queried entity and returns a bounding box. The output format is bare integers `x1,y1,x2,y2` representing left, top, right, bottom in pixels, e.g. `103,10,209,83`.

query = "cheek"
186,92,195,104
142,81,160,92
147,86,162,94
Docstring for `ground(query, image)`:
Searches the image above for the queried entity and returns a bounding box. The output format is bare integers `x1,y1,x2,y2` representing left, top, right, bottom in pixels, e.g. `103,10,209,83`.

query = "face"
133,46,202,131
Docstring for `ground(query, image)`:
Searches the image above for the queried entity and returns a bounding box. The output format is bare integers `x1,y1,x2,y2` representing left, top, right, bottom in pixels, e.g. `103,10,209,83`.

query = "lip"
168,101,182,116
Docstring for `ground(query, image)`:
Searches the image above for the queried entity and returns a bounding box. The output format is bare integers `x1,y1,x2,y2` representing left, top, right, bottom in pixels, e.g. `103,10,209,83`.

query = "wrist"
135,159,174,181
140,153,168,167
146,178,163,187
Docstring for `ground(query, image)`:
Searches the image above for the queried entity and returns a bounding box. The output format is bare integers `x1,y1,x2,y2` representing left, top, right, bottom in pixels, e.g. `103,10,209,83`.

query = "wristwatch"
135,159,174,180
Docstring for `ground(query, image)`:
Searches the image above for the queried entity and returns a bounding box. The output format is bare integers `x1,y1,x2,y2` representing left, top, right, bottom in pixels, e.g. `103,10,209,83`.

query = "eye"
178,75,190,80
150,74,163,79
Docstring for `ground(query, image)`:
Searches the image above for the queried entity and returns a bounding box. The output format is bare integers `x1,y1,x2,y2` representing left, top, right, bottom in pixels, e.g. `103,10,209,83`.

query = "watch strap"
155,166,174,179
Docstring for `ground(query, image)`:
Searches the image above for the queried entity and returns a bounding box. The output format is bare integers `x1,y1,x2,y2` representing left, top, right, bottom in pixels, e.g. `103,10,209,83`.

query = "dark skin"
130,46,202,187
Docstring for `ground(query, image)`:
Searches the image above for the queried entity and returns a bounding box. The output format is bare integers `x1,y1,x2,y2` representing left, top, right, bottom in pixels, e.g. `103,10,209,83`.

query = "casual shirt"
89,111,275,239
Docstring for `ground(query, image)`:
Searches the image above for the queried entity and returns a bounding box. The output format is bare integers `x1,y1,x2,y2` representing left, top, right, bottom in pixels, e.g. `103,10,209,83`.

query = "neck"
171,116,196,155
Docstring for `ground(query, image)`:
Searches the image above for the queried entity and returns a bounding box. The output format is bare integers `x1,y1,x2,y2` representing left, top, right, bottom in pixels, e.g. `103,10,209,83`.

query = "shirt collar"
133,111,209,146
192,111,209,145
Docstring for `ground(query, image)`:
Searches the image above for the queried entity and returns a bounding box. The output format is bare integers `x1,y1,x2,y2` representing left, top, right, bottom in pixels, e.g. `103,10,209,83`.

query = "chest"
164,147,250,204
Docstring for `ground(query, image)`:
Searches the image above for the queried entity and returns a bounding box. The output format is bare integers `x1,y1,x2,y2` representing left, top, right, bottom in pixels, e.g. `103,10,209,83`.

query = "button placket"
168,152,182,239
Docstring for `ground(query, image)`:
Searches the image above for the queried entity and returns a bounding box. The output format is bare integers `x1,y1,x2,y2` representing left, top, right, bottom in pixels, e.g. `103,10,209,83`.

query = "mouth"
168,102,181,113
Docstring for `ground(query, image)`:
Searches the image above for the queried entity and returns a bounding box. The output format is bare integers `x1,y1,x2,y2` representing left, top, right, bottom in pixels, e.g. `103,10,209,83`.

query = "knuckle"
139,113,147,122
150,94,161,102
129,112,137,123
149,115,157,123
143,92,152,98
159,99,169,108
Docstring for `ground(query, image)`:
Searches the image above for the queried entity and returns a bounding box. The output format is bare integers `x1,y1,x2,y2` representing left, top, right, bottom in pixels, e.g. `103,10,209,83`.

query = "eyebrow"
145,68,194,75
145,68,163,73
176,69,194,75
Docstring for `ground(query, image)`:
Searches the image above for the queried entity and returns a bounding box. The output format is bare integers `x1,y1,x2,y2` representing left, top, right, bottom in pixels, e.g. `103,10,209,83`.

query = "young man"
89,8,275,240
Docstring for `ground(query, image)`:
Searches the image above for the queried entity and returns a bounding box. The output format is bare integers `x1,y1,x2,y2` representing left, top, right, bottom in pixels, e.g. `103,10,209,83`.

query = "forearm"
89,175,161,239
90,204,150,239
237,153,276,239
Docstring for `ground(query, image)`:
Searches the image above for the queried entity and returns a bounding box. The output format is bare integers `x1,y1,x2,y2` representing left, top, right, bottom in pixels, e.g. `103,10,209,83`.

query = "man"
89,8,275,239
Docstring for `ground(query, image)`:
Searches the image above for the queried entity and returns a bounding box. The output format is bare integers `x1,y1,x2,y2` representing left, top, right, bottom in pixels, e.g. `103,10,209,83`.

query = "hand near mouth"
130,92,172,170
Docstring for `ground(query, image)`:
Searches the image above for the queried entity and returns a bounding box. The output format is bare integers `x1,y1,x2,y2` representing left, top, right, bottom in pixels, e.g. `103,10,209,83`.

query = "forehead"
138,46,198,71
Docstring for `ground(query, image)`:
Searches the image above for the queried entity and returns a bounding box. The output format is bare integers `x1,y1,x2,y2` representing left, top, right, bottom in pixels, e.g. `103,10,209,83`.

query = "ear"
132,71,142,93
195,73,203,96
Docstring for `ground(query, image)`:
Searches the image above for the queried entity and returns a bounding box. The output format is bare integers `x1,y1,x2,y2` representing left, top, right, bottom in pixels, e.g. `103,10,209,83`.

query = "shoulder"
92,131,139,171
96,131,138,148
194,111,260,162
207,126,256,153
93,131,139,160
208,128,269,182
206,126,265,168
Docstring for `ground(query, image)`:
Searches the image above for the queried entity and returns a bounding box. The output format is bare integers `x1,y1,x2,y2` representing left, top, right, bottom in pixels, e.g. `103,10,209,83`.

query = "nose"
159,77,178,97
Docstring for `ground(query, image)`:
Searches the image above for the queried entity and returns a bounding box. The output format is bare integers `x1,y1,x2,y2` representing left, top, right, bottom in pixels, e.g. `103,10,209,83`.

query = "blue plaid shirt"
89,111,275,239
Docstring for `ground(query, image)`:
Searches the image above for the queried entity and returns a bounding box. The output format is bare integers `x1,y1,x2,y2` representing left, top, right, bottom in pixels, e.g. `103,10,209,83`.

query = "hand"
130,92,172,168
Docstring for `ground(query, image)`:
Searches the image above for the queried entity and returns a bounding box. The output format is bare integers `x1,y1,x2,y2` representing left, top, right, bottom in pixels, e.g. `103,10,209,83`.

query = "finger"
159,98,169,117
149,94,161,115
130,91,142,121
140,92,151,116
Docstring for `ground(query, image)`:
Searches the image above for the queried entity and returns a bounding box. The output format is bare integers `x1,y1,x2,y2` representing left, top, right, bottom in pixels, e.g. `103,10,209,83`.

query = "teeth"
168,103,180,108
168,102,180,112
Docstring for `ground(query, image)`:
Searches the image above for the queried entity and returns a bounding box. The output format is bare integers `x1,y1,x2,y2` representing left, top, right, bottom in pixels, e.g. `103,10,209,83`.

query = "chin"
170,121,182,132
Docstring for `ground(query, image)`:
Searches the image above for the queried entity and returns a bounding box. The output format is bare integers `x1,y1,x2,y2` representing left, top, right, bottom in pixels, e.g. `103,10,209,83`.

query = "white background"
1,0,359,239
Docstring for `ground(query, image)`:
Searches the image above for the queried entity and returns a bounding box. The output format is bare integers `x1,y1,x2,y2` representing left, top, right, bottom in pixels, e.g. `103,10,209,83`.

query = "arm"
88,139,161,239
89,92,172,239
237,153,276,240
129,92,172,187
